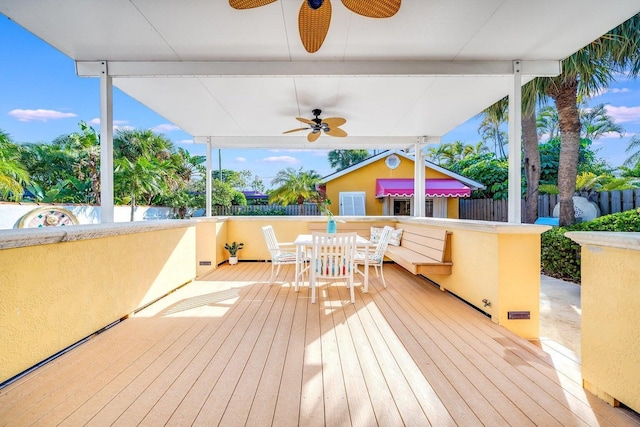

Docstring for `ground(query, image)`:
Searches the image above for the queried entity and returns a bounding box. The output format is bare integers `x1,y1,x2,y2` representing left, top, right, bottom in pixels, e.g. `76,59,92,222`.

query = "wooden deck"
1,262,638,426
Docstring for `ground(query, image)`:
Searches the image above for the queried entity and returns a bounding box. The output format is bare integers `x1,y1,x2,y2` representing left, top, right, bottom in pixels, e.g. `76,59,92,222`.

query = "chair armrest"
277,243,297,250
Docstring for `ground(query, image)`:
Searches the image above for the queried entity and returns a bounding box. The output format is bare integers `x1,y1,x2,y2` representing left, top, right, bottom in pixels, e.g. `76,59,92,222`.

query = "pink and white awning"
376,178,471,198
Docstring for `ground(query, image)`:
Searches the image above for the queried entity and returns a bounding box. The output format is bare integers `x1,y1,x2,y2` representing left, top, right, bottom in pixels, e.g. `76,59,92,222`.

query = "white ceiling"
1,0,639,149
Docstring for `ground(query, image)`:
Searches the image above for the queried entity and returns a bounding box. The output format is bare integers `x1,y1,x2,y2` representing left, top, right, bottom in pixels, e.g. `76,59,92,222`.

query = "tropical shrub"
541,208,640,282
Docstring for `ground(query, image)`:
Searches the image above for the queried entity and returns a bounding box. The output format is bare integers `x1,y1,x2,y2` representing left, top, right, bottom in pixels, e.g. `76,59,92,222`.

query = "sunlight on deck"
1,262,638,426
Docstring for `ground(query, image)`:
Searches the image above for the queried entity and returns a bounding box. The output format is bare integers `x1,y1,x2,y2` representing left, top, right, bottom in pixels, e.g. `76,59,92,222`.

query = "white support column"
99,61,114,223
508,60,522,223
413,138,427,217
205,138,212,217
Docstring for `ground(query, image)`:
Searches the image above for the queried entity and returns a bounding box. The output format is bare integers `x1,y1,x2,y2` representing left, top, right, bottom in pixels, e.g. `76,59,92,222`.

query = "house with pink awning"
319,150,484,218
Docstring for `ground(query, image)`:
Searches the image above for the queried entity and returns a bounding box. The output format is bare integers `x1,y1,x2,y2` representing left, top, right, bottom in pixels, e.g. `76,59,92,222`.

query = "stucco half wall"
0,221,198,383
566,231,640,414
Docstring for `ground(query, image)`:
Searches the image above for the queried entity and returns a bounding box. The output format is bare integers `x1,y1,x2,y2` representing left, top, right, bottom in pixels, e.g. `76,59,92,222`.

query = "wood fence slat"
460,190,640,222
623,189,634,212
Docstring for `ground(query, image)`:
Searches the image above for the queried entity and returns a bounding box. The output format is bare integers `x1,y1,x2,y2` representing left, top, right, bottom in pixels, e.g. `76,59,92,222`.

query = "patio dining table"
293,233,372,294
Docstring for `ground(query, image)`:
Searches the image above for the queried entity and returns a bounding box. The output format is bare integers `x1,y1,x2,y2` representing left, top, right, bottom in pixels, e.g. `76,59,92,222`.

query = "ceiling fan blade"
229,0,277,9
325,127,348,137
322,117,346,127
308,131,321,142
296,117,316,125
298,0,332,53
283,127,308,134
341,0,400,18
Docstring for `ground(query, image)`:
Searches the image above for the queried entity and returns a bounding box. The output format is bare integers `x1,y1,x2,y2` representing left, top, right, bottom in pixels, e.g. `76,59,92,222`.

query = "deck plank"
1,262,639,427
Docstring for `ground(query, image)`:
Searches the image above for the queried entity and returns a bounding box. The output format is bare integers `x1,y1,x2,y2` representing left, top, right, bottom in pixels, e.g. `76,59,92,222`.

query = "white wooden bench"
384,224,453,275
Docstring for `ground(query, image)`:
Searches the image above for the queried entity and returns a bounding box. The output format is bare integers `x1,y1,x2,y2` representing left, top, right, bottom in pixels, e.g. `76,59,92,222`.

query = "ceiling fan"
229,0,401,53
283,109,347,142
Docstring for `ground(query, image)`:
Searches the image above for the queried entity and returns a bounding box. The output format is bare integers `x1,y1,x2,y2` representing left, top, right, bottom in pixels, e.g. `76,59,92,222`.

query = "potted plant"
224,241,244,265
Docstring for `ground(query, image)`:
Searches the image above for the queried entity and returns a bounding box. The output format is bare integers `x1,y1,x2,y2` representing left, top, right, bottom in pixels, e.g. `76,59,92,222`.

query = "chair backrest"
311,232,357,279
261,225,281,256
372,226,394,260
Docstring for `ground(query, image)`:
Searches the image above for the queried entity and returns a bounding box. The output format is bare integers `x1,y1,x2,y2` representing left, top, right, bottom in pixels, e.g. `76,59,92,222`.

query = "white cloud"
592,87,631,98
9,109,77,122
178,138,194,144
235,157,247,162
262,155,298,164
598,131,627,140
605,105,640,123
609,88,630,94
152,123,181,133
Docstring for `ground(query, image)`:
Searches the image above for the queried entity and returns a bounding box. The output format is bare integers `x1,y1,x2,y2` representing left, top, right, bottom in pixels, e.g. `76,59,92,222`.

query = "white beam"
205,138,212,218
76,60,562,78
99,61,114,223
508,61,522,223
414,141,427,217
191,136,421,149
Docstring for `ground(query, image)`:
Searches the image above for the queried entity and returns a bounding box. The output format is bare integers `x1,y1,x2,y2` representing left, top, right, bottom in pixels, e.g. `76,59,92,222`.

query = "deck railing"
0,216,546,386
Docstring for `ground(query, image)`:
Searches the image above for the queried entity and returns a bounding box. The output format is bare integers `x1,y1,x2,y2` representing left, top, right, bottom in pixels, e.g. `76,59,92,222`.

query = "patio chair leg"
269,262,275,285
380,265,386,288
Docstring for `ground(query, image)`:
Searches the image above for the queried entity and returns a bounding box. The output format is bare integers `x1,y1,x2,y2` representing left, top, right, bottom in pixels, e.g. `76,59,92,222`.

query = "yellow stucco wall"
573,241,640,412
324,156,461,218
0,217,546,384
226,217,315,261
0,224,196,383
196,219,225,276
404,219,542,339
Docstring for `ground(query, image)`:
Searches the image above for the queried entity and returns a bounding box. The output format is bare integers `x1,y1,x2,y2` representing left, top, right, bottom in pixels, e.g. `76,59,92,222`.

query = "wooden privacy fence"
211,203,320,216
459,189,640,222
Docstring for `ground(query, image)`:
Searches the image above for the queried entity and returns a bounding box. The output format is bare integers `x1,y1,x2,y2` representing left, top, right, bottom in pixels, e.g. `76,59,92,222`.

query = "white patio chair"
262,225,308,285
355,225,393,288
310,232,358,304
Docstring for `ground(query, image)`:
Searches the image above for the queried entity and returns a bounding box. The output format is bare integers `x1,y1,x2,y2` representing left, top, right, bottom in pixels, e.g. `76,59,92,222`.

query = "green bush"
541,208,640,282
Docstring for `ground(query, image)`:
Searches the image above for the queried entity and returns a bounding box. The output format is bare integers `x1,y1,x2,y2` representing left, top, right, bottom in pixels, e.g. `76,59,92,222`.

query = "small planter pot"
229,256,238,265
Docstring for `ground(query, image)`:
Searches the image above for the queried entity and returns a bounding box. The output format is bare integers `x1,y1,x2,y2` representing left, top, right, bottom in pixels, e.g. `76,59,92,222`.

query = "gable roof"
320,150,485,190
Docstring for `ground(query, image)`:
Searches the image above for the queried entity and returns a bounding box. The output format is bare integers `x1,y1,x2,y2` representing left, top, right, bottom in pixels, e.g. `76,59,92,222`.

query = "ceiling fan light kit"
230,0,401,53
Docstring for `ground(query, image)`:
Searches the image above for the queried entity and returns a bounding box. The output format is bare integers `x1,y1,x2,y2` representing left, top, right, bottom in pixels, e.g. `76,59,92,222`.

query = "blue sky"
1,16,639,188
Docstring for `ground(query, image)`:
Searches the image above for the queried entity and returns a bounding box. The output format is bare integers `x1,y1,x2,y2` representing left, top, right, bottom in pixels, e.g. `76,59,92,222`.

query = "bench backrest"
397,223,451,263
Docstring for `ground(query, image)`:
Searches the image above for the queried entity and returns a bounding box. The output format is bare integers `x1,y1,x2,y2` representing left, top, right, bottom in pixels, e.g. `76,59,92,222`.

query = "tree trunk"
522,104,540,224
549,78,580,226
130,194,136,222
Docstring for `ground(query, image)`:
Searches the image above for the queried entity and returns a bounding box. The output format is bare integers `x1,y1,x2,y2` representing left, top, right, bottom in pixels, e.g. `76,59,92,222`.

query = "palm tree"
478,100,508,158
114,128,173,162
521,81,545,223
115,156,167,221
269,167,321,214
425,144,450,165
60,121,101,203
537,13,640,226
623,135,640,168
536,106,560,141
580,103,624,141
328,150,369,171
0,131,29,201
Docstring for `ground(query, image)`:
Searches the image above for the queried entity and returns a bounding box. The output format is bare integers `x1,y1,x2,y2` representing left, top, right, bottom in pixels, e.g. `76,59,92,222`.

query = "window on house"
433,198,447,218
393,198,411,216
339,192,366,216
425,199,434,217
